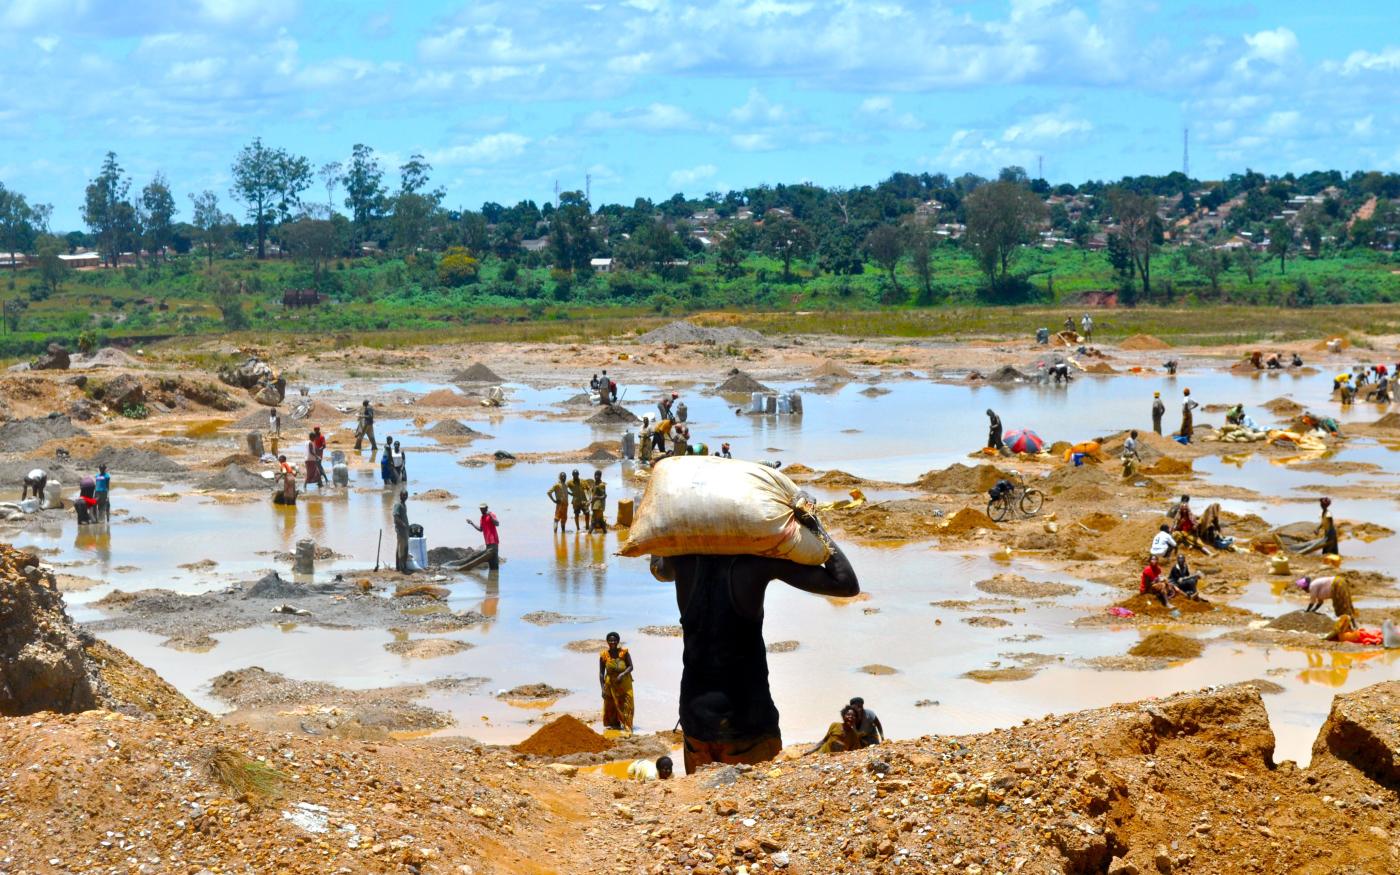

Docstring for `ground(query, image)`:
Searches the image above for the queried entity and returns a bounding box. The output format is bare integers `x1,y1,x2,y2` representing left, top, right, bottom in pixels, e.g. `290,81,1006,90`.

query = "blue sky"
2,0,1397,229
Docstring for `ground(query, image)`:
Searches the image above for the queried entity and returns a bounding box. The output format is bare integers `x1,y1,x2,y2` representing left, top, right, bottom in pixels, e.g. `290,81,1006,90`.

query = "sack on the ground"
619,456,831,565
989,479,1014,501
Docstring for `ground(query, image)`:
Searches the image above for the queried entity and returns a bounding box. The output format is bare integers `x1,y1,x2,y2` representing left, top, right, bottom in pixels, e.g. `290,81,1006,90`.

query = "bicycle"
986,471,1044,522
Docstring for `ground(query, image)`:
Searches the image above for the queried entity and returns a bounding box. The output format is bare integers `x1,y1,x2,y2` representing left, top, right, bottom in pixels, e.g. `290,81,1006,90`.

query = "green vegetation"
1,143,1398,357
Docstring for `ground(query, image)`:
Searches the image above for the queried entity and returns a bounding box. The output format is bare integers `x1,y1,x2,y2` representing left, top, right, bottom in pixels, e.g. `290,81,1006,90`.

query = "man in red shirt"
1140,555,1180,607
468,502,500,570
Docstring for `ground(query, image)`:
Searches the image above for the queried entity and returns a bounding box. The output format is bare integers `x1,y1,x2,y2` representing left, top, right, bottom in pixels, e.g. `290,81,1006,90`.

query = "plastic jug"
408,536,428,571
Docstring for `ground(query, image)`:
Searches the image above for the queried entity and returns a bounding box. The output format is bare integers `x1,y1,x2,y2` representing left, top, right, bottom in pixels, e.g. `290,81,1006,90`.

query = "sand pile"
1057,484,1114,505
1313,336,1349,352
1043,463,1113,493
198,464,268,491
975,575,1079,599
914,463,1007,494
1120,334,1171,351
455,363,503,383
73,347,141,368
1129,632,1204,659
513,715,613,757
1090,517,1170,556
1265,610,1337,634
987,365,1028,383
715,370,771,394
586,405,640,425
813,470,867,489
941,507,998,535
637,321,765,346
584,442,618,462
1084,362,1118,375
426,420,487,440
809,360,855,380
417,389,471,407
1264,397,1303,416
84,447,185,474
0,415,88,454
1078,512,1122,532
1142,457,1193,475
1372,412,1400,430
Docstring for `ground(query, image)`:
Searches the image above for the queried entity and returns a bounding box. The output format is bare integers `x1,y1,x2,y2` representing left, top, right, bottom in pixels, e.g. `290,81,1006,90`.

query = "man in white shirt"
1150,525,1177,559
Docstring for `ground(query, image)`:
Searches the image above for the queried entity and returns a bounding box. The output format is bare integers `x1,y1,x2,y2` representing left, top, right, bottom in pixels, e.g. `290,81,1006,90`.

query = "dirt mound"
198,464,268,491
82,447,186,475
417,389,472,407
514,715,613,757
583,441,618,462
586,405,639,425
1142,456,1192,475
0,545,101,715
74,347,141,368
1314,335,1349,351
1264,397,1304,416
1266,610,1337,634
975,574,1079,599
1084,362,1118,375
1043,463,1113,493
384,639,472,659
715,370,771,394
1372,412,1400,430
0,414,87,453
426,419,487,440
987,365,1028,383
1129,631,1204,659
812,469,867,489
243,572,308,600
637,320,765,346
1119,334,1171,351
914,463,1007,494
455,363,504,383
1086,516,1168,558
288,398,344,423
808,360,855,379
1078,512,1122,531
941,507,998,536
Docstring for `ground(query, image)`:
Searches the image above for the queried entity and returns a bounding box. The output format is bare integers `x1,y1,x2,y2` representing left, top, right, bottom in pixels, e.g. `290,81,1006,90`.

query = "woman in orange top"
599,632,635,732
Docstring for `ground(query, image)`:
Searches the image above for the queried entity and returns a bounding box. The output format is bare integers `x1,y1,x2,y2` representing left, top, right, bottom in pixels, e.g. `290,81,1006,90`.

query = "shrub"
438,247,480,287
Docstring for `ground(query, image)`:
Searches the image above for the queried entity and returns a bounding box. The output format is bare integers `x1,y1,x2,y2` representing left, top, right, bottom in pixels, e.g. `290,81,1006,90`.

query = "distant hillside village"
1,146,1398,341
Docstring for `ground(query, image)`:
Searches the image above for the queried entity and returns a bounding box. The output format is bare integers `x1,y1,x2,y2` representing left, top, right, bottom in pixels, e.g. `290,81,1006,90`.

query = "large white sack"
619,456,831,565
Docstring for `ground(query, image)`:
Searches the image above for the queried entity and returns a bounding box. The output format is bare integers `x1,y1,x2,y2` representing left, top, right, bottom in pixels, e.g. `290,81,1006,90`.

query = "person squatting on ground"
1169,553,1205,601
1139,555,1182,607
807,705,866,756
849,697,884,746
599,632,634,733
649,516,859,775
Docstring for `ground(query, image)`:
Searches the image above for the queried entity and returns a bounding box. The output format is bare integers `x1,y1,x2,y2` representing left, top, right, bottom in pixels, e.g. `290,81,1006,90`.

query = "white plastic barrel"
776,394,792,415
749,392,764,414
621,431,636,460
408,537,428,571
764,394,778,414
676,402,688,423
332,464,349,486
790,392,803,415
43,481,62,509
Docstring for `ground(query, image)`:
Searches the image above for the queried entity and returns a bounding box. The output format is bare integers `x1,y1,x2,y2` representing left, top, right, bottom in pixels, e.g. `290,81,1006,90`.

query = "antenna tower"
1182,128,1190,178
586,173,592,203
1037,155,1043,181
553,179,560,207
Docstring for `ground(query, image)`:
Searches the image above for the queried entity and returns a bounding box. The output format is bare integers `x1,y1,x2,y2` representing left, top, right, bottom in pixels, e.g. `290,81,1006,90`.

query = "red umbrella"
1003,428,1044,454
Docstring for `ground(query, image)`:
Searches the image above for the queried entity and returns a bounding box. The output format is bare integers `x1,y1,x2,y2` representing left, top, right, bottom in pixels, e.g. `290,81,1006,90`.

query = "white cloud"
1353,115,1374,137
729,89,798,125
1337,46,1400,75
2,0,86,29
197,0,295,27
668,163,718,190
167,57,226,82
731,132,776,151
582,103,697,131
1234,27,1298,71
428,133,531,166
855,95,924,130
1261,110,1300,136
32,34,58,52
1001,113,1092,143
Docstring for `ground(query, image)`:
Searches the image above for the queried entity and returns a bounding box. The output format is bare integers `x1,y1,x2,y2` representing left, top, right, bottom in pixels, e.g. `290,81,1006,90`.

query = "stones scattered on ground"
496,683,569,702
638,624,682,637
564,638,609,653
975,574,1080,599
859,664,897,675
384,638,473,659
962,616,1012,628
522,611,599,627
766,640,800,653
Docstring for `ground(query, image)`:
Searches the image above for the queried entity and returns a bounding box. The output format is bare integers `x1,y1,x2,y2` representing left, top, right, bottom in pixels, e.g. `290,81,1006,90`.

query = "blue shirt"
94,473,110,494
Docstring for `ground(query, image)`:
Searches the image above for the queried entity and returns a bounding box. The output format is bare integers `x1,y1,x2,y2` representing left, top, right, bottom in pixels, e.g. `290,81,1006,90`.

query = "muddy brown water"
13,369,1400,765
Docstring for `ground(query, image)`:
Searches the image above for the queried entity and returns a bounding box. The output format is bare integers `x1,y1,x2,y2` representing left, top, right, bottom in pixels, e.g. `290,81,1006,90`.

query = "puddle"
15,366,1400,765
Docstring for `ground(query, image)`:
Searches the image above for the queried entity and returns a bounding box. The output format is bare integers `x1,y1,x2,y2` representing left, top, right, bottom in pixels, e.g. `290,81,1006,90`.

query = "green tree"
904,223,937,305
863,224,903,294
1302,220,1322,255
341,143,386,242
548,192,598,273
140,172,177,261
281,217,340,283
1267,220,1294,274
639,220,685,277
317,160,342,218
962,180,1045,294
2,296,27,333
716,231,746,279
1069,219,1093,262
230,137,311,259
0,183,39,289
438,246,480,286
34,234,67,299
189,190,230,267
761,214,814,282
205,272,248,330
1186,245,1229,298
1106,188,1163,301
82,152,135,266
1235,246,1259,283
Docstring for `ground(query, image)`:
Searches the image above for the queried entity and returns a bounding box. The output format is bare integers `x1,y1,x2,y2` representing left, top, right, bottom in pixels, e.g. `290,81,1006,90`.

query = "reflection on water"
18,367,1400,766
